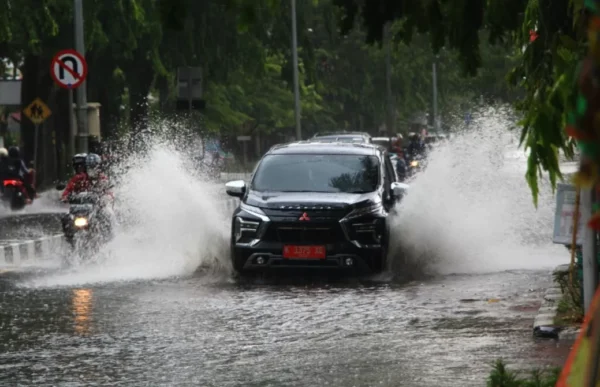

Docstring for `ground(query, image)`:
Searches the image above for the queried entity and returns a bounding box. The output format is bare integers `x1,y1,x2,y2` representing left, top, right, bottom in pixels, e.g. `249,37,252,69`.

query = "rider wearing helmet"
406,132,426,161
392,133,403,154
0,148,8,188
61,153,111,201
5,146,36,201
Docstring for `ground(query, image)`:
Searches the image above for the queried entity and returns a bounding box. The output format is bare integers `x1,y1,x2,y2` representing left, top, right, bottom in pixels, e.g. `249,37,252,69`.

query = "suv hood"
245,190,379,210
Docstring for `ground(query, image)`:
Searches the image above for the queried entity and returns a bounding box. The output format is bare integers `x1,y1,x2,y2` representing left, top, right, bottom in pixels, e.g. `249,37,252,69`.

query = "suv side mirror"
390,182,409,200
225,180,246,198
56,183,66,191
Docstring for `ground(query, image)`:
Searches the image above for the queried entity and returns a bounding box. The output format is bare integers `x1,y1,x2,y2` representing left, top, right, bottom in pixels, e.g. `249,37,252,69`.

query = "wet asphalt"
0,268,571,386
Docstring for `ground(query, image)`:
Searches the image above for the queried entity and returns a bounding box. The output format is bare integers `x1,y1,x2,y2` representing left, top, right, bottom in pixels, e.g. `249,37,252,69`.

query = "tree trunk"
20,55,39,163
157,75,171,113
97,87,121,140
127,84,151,152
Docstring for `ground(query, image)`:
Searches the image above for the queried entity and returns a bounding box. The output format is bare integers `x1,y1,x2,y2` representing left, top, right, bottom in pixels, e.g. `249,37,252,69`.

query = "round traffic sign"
50,49,88,89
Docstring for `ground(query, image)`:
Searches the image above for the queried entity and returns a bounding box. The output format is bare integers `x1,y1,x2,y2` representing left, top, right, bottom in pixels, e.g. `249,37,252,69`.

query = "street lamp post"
291,0,302,140
384,22,394,137
74,0,88,153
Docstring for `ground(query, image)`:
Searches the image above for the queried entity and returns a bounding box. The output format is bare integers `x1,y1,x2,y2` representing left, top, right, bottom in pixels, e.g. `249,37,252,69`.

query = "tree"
332,0,581,204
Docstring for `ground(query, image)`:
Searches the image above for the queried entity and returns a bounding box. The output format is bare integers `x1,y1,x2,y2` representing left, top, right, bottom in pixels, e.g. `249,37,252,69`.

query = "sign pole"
68,88,75,160
74,0,88,153
291,0,302,140
33,124,40,172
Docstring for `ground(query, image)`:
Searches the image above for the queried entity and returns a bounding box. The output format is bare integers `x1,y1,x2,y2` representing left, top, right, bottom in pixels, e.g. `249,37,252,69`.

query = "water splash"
25,125,233,287
389,106,568,277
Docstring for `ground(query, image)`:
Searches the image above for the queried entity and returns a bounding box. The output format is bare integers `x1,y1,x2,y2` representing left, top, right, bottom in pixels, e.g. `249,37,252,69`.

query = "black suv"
225,141,409,274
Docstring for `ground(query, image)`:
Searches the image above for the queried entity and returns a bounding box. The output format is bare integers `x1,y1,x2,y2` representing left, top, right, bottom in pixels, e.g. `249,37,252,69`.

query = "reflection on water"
71,288,93,335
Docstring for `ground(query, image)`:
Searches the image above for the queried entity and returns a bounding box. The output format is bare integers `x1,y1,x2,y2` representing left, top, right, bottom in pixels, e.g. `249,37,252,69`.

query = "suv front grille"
275,225,338,244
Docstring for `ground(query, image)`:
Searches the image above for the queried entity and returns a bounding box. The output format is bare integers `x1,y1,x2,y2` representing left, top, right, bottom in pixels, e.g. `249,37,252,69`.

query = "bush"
487,360,560,387
553,267,584,325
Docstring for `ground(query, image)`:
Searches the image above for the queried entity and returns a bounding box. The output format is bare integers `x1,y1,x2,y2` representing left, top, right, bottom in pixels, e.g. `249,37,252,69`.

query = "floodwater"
0,270,570,386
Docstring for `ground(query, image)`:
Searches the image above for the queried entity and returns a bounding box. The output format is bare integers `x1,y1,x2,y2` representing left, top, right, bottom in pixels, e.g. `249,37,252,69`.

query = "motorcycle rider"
395,149,408,182
5,146,36,202
61,153,115,241
61,153,111,202
406,132,426,161
392,134,403,154
0,148,8,192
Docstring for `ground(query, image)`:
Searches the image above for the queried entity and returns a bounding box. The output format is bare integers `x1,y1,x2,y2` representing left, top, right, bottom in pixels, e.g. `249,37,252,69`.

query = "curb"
0,234,64,266
532,264,569,339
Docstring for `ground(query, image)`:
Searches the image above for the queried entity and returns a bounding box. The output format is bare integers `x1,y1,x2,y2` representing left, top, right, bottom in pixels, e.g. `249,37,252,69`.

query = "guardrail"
0,234,64,266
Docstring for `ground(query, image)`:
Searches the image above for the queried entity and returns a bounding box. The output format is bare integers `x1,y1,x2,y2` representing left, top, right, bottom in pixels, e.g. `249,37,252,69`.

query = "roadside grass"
487,360,560,387
552,268,584,326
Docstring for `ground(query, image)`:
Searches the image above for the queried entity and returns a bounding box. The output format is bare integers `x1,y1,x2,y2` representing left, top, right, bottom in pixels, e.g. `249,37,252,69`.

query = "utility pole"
582,188,598,313
74,0,88,153
384,22,394,137
291,0,302,141
432,57,439,133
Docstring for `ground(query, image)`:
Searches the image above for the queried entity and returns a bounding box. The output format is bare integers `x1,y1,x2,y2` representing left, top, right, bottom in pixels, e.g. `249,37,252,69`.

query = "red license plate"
283,245,326,259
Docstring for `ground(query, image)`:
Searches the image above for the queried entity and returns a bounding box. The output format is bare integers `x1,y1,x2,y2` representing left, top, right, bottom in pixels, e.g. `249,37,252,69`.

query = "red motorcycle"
2,179,30,210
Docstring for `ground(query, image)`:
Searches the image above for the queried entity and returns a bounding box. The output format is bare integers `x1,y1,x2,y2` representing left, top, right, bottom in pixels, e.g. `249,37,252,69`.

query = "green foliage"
333,0,584,204
487,359,561,387
2,0,519,170
552,266,584,325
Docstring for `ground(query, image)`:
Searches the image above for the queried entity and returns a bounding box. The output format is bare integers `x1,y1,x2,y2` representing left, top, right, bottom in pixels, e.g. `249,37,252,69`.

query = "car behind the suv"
312,131,371,143
225,141,408,275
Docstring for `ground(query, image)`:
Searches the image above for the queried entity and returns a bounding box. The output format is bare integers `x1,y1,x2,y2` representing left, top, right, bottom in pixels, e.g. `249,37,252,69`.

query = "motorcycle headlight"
410,160,419,167
74,217,88,227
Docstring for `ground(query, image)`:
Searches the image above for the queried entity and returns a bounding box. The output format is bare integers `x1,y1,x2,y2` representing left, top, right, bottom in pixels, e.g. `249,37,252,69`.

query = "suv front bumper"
232,242,384,272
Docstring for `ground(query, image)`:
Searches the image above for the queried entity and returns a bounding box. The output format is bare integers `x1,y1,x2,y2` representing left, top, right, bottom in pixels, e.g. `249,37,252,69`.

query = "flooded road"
0,121,576,385
0,269,570,386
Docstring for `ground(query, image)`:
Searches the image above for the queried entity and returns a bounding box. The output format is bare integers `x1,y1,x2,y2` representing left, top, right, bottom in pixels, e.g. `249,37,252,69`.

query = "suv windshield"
252,154,380,193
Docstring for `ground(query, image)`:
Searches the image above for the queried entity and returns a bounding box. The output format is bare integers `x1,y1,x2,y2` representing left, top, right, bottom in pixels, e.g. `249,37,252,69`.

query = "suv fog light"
256,256,266,265
344,257,354,266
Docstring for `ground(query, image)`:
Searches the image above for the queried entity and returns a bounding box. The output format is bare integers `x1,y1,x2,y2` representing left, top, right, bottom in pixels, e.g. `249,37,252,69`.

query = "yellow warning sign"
23,98,52,125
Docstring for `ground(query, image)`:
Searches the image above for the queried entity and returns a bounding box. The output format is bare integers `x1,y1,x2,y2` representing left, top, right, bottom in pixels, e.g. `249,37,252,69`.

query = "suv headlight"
234,217,260,241
342,203,384,221
340,203,385,246
235,202,270,242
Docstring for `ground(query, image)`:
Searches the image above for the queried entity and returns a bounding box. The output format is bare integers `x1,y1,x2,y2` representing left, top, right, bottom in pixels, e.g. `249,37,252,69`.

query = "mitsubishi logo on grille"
299,212,310,221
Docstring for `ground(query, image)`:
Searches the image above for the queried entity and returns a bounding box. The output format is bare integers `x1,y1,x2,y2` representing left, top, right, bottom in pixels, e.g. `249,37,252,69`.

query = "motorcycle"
56,185,114,260
404,151,427,179
1,179,31,210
